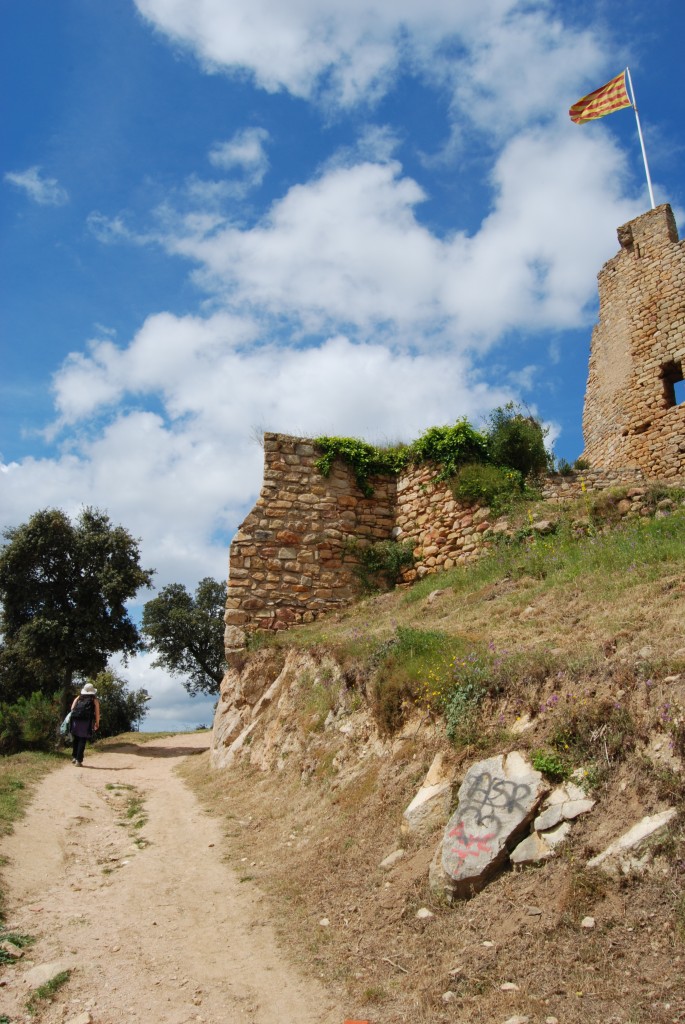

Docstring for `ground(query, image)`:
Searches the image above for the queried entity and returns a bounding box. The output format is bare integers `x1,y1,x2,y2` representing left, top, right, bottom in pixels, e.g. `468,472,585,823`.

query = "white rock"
66,1014,92,1024
402,781,452,836
587,808,677,872
416,907,434,920
23,961,72,989
503,1016,530,1024
379,848,405,871
542,821,571,849
434,752,547,897
581,916,595,929
510,832,553,866
319,917,330,927
441,991,457,1003
510,714,532,734
500,981,520,991
534,805,564,831
561,798,595,820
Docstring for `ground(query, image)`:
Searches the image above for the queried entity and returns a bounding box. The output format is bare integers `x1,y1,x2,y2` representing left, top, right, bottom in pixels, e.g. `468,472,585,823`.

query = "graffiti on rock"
459,771,533,836
447,821,495,861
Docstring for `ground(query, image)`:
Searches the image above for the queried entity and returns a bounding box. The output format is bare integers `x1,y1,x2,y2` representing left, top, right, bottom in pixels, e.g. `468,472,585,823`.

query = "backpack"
71,696,95,722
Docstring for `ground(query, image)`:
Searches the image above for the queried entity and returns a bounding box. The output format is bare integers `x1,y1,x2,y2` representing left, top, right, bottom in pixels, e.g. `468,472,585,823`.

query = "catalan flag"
569,71,632,124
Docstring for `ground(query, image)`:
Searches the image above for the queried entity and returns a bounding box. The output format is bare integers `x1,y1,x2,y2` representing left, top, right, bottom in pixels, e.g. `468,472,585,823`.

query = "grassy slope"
183,501,685,1024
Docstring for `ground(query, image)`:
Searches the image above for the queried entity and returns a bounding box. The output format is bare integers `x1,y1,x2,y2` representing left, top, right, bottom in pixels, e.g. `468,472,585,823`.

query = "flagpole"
625,66,656,210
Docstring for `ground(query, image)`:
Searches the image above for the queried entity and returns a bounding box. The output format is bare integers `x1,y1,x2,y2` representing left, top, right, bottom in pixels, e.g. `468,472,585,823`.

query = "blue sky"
1,0,683,729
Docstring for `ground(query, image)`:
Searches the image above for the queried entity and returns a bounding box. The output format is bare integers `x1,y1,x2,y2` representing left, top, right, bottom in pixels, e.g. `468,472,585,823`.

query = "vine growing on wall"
314,437,409,497
314,408,548,496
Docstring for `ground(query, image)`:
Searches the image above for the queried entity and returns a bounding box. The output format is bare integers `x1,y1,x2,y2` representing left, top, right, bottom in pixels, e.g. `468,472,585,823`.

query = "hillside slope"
187,497,685,1024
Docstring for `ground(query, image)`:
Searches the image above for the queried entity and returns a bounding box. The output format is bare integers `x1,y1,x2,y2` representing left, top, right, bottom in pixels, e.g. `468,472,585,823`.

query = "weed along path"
1,733,343,1024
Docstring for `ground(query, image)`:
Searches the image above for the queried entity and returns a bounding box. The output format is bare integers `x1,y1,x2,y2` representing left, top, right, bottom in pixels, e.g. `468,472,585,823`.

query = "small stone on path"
581,916,596,929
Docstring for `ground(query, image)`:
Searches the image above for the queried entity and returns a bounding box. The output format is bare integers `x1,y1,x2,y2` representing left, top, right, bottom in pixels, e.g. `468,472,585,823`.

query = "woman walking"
69,682,100,766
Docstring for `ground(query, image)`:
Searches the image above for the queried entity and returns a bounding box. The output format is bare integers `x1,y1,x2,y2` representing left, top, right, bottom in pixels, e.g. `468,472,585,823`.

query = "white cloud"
133,0,605,124
209,127,270,181
139,125,639,347
4,166,69,206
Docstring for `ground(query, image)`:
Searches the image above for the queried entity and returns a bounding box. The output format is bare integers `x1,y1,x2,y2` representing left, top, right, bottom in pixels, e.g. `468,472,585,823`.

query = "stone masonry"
583,204,685,478
225,436,649,651
224,434,397,649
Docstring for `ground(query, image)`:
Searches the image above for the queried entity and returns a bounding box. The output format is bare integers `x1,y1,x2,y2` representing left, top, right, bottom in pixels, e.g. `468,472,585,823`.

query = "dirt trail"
1,734,343,1024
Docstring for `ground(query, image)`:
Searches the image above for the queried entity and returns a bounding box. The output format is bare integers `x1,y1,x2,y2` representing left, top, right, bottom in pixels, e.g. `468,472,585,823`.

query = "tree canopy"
90,670,150,738
0,507,154,709
141,577,227,696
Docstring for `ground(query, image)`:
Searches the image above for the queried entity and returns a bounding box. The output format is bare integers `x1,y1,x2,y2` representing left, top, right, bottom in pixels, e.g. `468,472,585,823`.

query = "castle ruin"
224,205,684,649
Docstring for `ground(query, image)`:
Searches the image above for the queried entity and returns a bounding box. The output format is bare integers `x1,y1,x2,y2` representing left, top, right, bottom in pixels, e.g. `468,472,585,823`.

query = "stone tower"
582,203,685,480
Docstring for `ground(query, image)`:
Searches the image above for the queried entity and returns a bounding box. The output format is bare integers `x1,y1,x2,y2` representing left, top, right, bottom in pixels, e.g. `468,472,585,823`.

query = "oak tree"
141,577,226,696
0,507,154,712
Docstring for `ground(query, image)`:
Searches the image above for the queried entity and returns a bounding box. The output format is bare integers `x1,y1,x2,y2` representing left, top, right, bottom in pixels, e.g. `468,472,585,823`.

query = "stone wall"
583,204,685,479
225,436,651,650
224,433,397,648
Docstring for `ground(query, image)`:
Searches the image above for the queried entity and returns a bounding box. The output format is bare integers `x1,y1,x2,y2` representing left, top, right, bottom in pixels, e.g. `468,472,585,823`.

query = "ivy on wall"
314,406,551,497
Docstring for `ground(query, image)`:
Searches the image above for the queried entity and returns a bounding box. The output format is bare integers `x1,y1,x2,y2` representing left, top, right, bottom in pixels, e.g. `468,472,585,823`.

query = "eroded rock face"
401,753,453,836
430,752,548,899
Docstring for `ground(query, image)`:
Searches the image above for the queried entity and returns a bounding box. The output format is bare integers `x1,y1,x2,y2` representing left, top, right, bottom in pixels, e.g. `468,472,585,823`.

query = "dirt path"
1,735,344,1024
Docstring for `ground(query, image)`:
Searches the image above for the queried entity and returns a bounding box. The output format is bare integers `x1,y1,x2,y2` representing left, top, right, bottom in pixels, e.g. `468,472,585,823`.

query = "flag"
569,71,632,124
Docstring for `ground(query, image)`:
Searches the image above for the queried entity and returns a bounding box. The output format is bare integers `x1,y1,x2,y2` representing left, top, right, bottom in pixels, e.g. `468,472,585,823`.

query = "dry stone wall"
225,439,650,651
224,433,396,648
583,204,685,479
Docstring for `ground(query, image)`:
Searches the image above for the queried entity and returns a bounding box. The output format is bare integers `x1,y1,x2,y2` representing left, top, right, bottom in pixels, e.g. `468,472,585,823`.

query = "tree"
0,507,154,713
486,403,552,480
141,577,226,696
89,670,150,738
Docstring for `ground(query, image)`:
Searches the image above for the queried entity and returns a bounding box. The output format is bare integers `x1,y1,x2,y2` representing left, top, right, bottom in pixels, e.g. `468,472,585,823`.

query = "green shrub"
452,462,523,511
408,420,489,481
0,692,59,755
486,403,551,478
531,749,569,781
349,539,414,591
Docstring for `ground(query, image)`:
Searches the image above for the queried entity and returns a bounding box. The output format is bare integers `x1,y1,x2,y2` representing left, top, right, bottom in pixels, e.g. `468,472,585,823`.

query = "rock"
23,960,72,988
510,714,532,734
587,808,677,874
561,798,595,820
502,1016,530,1024
441,991,457,1003
319,917,330,927
534,805,564,831
531,519,555,534
581,916,595,929
0,941,23,959
526,906,542,916
65,1014,92,1024
379,848,405,871
416,907,434,920
542,821,571,848
500,982,520,991
431,752,547,898
510,832,553,866
401,754,452,836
